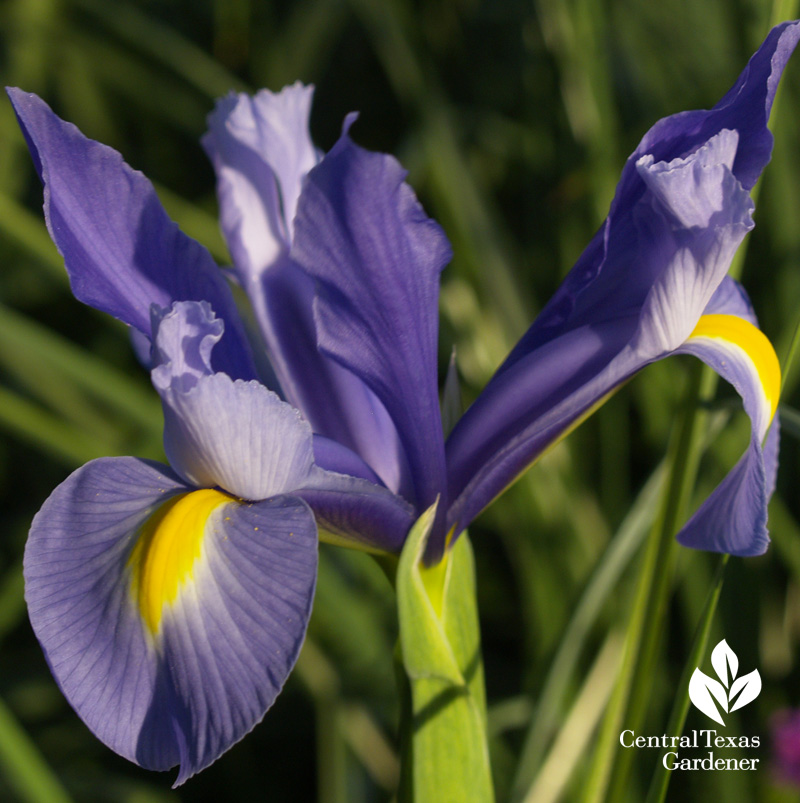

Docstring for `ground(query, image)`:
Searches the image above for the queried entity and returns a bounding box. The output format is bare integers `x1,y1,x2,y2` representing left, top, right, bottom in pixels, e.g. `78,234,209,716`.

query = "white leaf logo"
711,639,738,688
729,670,761,713
689,669,728,725
688,640,761,726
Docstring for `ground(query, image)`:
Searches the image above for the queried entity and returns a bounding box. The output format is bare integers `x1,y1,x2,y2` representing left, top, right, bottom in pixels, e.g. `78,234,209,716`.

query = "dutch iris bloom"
8,19,799,782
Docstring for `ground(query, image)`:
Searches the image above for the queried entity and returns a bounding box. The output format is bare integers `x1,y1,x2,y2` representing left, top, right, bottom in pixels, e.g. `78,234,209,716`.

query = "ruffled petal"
674,311,780,555
151,302,315,500
25,456,318,784
631,130,754,358
204,89,408,493
203,84,318,283
496,21,800,364
7,88,255,381
292,129,451,518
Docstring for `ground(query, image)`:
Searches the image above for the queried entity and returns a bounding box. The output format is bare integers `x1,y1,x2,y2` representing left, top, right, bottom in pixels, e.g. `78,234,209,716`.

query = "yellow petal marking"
689,314,781,419
130,488,233,635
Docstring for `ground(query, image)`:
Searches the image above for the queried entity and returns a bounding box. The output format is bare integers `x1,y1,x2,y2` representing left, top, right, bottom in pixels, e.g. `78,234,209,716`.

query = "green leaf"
0,694,74,803
396,504,493,803
644,556,728,803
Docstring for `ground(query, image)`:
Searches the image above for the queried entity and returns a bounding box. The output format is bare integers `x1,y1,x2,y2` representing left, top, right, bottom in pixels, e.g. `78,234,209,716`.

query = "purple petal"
630,131,754,358
150,302,316,500
25,457,318,783
25,458,187,771
446,23,799,531
292,131,452,522
704,275,759,325
499,22,800,364
204,89,409,492
674,310,780,556
312,435,383,485
297,466,415,553
253,256,412,496
446,320,639,532
7,88,255,381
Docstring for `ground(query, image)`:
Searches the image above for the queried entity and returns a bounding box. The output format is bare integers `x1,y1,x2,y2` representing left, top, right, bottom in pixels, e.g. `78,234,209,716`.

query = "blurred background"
2,0,800,800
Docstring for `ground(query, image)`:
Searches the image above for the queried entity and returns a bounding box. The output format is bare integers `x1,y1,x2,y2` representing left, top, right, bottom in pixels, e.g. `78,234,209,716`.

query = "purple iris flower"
7,20,799,783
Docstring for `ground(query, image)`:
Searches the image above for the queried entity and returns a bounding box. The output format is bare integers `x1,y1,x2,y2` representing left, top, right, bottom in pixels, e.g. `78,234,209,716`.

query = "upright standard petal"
24,457,318,783
292,128,452,531
445,24,799,544
204,88,409,494
7,89,255,381
203,84,318,285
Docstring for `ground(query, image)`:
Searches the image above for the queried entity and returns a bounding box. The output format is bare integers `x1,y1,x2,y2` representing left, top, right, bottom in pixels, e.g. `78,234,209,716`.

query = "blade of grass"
346,0,533,340
644,555,728,803
521,632,624,803
0,385,112,465
0,194,66,282
510,461,665,801
0,303,161,431
0,565,24,647
0,694,74,803
581,362,713,803
72,0,248,98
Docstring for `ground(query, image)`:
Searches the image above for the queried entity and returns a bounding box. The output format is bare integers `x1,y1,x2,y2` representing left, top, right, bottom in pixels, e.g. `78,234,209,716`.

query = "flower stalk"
396,506,493,802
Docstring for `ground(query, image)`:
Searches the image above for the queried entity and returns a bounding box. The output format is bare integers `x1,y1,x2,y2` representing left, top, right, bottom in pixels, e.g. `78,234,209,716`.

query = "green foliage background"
1,0,800,800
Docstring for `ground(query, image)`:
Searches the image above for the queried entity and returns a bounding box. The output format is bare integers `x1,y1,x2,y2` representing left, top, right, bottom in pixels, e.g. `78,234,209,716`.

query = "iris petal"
296,466,416,554
292,130,451,525
204,88,409,494
674,312,780,555
446,23,800,539
25,456,318,783
151,301,316,499
203,84,318,281
6,89,255,382
631,131,754,358
24,458,187,771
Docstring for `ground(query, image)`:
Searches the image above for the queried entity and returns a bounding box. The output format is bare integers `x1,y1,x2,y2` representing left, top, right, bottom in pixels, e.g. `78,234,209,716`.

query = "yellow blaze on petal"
689,313,781,419
129,488,233,635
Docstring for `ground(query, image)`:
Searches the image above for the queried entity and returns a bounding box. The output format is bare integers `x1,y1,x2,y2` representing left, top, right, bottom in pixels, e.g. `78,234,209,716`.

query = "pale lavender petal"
704,275,758,325
25,457,318,783
24,457,188,769
158,372,316,501
151,301,315,499
153,494,317,783
203,84,318,276
631,131,754,358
